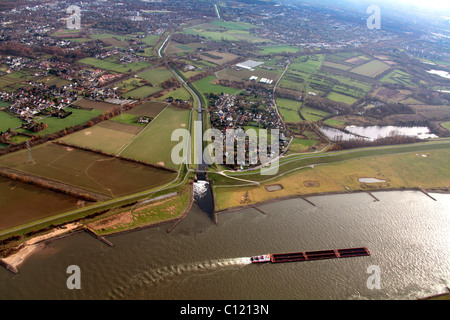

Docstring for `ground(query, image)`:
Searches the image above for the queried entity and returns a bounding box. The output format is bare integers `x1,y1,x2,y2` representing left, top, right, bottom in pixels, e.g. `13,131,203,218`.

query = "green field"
301,105,331,122
119,105,191,169
156,87,192,102
184,22,270,43
89,184,192,236
109,113,146,127
90,33,135,48
327,92,358,105
141,34,160,46
117,78,146,92
60,120,143,154
0,71,36,91
324,117,346,128
441,122,450,131
125,101,169,118
322,61,352,71
137,67,173,85
276,98,302,123
194,75,242,95
39,75,72,88
289,55,324,75
380,69,416,87
34,107,104,135
0,111,24,132
209,20,257,30
288,137,318,153
78,58,151,73
350,60,391,78
259,45,299,54
123,86,162,99
73,100,118,112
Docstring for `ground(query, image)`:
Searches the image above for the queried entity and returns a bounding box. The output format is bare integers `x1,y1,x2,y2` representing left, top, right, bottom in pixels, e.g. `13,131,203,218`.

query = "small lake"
320,126,438,141
427,69,450,79
359,178,386,183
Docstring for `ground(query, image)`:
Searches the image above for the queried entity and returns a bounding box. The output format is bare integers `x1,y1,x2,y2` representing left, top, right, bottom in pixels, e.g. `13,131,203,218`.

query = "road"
158,33,204,167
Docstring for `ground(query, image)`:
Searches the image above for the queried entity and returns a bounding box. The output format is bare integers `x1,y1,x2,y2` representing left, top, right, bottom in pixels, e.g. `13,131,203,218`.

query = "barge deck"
251,247,370,264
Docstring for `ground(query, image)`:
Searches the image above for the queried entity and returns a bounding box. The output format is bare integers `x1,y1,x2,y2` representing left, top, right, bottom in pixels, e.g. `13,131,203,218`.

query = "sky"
344,0,450,15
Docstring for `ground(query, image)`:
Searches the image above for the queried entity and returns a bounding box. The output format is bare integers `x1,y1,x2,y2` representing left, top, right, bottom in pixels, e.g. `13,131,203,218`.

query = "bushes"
0,167,100,202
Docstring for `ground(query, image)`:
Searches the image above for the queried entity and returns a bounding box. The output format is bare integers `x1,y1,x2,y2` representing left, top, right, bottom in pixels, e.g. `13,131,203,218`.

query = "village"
208,86,289,170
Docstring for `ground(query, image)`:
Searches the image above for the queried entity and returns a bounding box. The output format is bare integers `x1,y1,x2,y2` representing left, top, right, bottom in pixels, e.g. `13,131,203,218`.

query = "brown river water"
0,189,449,300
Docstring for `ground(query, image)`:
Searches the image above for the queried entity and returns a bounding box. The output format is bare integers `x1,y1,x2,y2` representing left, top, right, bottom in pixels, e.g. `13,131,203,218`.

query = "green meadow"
0,111,24,132
79,58,151,73
119,105,191,170
194,75,242,95
34,107,104,135
276,98,302,123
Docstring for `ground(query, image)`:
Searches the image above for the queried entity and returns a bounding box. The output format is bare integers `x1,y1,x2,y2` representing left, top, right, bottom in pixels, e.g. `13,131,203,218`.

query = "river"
0,190,449,300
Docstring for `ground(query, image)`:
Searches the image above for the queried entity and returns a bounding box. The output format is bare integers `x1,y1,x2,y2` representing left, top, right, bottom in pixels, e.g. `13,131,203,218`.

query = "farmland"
327,92,358,105
33,107,105,135
0,177,80,232
1,0,450,245
119,104,191,170
73,100,119,112
217,66,282,84
441,122,450,131
119,67,175,99
194,75,242,95
59,120,143,155
380,69,416,87
0,142,175,198
78,57,151,73
349,60,391,78
276,98,302,123
0,71,38,92
259,45,300,55
0,111,24,132
155,87,192,102
137,67,173,85
300,105,331,122
122,85,162,99
125,101,169,118
183,21,271,43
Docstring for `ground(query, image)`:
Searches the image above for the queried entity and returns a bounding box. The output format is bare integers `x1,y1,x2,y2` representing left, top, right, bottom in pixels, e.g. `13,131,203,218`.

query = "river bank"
0,185,194,272
1,223,82,270
215,187,449,215
212,148,450,211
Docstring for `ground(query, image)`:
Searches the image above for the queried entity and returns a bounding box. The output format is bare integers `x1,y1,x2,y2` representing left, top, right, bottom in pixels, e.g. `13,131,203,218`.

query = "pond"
427,69,450,79
320,126,438,141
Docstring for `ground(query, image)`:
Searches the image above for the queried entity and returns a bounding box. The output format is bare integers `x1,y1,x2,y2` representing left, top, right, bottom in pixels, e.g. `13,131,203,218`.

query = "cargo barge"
250,247,370,264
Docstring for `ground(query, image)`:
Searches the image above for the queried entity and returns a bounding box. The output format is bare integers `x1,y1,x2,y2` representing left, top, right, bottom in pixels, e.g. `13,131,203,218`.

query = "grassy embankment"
84,183,193,235
210,142,450,211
